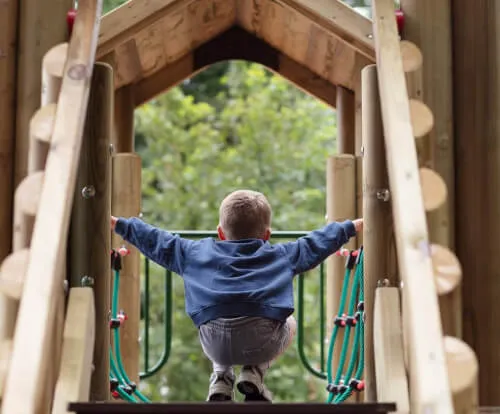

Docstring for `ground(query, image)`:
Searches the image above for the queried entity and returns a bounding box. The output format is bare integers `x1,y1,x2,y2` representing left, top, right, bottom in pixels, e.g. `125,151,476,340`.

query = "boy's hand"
353,218,363,233
111,216,118,231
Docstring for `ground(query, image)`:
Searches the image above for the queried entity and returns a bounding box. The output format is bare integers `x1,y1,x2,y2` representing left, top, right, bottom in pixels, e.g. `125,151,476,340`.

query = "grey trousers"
199,316,290,366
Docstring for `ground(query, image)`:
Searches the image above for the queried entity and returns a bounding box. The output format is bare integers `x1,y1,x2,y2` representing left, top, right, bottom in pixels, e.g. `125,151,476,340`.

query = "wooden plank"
0,0,18,265
52,288,96,414
373,287,409,413
371,0,453,412
69,62,113,401
0,339,13,398
400,0,455,250
1,0,103,412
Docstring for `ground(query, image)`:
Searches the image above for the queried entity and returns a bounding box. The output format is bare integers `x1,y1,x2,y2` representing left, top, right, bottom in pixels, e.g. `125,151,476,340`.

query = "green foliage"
133,62,338,403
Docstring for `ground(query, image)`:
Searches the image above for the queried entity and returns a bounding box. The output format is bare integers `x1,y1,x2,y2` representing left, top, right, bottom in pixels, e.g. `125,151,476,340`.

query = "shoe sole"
207,393,233,402
237,381,271,402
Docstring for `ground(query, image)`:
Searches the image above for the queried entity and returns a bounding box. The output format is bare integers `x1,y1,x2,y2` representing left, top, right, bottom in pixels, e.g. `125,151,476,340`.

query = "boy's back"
112,189,361,403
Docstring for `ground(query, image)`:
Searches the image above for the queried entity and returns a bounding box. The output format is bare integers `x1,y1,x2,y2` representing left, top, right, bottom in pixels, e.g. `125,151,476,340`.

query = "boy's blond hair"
219,190,272,240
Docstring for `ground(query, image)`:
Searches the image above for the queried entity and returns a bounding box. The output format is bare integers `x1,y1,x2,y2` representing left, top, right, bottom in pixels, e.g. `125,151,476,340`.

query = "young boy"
111,190,362,403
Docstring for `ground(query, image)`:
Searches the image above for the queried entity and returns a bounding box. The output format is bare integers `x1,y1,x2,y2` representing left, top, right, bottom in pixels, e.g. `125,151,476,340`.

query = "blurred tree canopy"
102,0,371,404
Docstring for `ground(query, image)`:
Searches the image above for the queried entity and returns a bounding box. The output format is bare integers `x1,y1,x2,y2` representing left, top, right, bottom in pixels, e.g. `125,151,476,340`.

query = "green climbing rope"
325,248,365,404
110,265,151,403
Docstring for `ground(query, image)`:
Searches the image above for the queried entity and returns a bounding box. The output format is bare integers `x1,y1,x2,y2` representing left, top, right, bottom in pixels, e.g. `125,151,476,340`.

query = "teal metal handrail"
139,231,327,380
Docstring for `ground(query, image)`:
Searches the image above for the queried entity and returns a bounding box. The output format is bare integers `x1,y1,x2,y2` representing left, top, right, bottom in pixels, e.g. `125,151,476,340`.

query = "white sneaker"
207,371,235,402
236,366,272,402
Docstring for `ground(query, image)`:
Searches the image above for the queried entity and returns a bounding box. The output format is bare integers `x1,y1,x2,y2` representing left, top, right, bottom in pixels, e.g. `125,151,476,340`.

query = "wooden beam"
336,86,355,154
134,26,338,108
2,0,103,411
272,0,374,60
98,0,205,57
51,288,96,414
371,0,453,412
451,0,500,405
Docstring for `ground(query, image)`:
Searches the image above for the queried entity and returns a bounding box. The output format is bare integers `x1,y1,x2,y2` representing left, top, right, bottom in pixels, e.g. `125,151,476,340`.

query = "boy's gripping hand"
111,216,118,231
353,218,363,233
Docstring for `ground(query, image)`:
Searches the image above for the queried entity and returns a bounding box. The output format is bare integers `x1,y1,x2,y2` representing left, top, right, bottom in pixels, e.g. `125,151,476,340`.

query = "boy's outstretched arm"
111,215,193,275
281,218,362,274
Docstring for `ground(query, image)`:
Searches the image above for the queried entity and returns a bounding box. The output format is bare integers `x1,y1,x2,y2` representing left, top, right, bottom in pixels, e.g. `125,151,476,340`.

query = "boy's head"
218,190,272,241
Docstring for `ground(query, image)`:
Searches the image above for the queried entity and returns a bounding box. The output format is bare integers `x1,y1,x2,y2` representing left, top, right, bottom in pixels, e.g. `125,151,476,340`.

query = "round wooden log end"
30,104,56,144
0,249,29,299
400,40,423,73
42,43,68,77
409,99,434,138
420,168,447,212
430,244,462,295
15,172,44,217
444,336,478,398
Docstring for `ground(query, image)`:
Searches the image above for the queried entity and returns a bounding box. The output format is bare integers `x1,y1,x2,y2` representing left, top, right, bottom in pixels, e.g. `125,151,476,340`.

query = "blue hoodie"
115,218,356,327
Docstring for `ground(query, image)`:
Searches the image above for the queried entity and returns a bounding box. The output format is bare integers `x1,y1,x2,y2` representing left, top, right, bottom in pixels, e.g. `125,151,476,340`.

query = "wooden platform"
68,402,397,413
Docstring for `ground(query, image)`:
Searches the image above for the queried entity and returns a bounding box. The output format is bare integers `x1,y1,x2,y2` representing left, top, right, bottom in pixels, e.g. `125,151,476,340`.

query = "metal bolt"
360,145,365,156
81,275,94,287
376,189,390,202
109,144,115,156
377,278,390,288
63,280,69,294
81,185,95,199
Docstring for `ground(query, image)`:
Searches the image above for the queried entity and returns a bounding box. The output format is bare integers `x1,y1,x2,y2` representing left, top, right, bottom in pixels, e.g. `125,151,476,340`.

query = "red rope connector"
395,9,405,36
118,246,130,257
67,8,77,38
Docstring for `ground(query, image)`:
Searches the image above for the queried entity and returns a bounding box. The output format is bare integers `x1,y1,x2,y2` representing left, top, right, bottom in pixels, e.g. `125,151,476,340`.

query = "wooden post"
361,64,398,401
373,287,410,412
444,336,479,413
69,62,113,401
113,86,135,153
451,0,500,404
14,0,73,187
400,0,455,250
112,154,142,384
0,0,19,344
325,155,356,372
336,86,355,154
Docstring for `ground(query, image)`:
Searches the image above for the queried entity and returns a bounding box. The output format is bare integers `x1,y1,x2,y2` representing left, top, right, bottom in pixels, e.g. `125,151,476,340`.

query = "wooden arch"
97,0,376,108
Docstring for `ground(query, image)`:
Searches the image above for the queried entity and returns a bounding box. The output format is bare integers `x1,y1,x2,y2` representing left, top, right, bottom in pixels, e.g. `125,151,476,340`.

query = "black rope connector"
345,315,357,327
349,378,365,392
338,384,349,394
128,382,137,392
345,251,357,270
357,301,364,312
326,383,339,395
121,384,134,395
354,311,362,322
334,315,346,328
111,249,122,271
110,378,119,392
109,318,121,329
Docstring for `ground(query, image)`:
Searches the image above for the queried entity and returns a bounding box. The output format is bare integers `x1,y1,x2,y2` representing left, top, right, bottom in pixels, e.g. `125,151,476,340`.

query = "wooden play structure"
0,0,497,412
